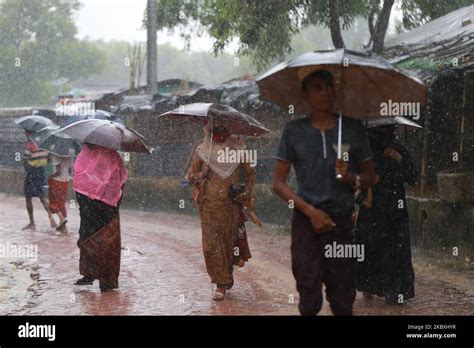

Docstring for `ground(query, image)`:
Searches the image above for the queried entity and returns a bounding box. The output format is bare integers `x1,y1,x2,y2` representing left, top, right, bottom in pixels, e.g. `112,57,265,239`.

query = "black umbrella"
14,115,54,132
57,119,151,154
31,125,81,157
257,49,427,118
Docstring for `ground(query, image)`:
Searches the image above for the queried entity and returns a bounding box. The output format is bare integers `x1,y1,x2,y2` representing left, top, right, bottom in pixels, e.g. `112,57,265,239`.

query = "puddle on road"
0,259,39,315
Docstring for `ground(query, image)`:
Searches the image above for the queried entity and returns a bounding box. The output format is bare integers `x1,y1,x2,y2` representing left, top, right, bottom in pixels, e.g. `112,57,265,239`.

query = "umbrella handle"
336,113,343,180
206,117,215,164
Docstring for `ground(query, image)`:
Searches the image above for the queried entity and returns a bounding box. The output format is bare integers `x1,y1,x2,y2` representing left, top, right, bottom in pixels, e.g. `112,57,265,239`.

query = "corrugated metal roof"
384,5,473,81
385,5,473,49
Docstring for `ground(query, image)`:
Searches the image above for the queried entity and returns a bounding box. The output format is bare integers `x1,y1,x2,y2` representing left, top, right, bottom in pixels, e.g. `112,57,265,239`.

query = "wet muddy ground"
0,193,472,315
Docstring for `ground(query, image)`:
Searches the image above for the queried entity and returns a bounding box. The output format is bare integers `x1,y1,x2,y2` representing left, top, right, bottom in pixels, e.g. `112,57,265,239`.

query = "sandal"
213,288,226,301
100,282,117,292
55,219,68,231
74,277,94,285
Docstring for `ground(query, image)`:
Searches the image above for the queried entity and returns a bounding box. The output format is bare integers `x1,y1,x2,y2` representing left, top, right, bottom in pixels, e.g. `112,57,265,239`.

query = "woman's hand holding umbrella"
233,189,251,205
190,163,209,184
384,148,402,162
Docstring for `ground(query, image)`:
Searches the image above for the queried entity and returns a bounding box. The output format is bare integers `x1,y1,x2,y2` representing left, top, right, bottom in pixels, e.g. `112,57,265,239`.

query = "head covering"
197,119,246,179
368,125,396,155
73,144,128,207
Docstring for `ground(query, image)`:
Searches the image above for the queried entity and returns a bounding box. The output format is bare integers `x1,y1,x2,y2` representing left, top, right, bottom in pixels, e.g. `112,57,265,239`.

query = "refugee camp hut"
384,5,474,252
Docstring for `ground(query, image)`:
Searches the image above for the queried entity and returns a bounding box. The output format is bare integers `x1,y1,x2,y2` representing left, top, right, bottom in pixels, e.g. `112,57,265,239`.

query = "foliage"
0,0,105,106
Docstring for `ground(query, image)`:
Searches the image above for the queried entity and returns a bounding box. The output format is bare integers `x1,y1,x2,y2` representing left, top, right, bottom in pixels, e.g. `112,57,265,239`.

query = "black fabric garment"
291,207,356,316
76,192,120,241
355,140,418,302
75,191,123,288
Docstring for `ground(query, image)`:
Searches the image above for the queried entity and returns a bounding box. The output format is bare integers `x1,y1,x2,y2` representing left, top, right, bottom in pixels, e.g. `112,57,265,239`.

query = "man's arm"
273,160,336,234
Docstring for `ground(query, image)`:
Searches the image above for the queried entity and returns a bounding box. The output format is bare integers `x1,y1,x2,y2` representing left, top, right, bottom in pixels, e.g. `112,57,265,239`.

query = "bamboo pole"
459,70,467,164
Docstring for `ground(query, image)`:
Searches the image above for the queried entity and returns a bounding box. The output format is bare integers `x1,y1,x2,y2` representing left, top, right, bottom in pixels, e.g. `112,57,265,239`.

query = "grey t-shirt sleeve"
353,120,372,164
274,123,294,162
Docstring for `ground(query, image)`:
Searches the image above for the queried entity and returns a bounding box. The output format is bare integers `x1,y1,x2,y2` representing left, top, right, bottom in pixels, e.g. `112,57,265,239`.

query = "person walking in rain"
73,143,128,292
188,121,256,300
355,125,418,304
22,130,56,230
272,70,377,315
47,154,72,233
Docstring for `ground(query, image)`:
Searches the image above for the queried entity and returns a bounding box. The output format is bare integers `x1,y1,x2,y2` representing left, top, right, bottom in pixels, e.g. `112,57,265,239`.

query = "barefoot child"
48,154,72,233
22,130,55,230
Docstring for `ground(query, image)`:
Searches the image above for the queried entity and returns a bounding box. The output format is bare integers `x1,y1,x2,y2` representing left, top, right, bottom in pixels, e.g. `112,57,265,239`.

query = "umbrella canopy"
61,109,124,127
14,115,54,132
157,102,270,137
257,49,427,118
31,125,81,157
364,116,422,128
57,119,151,154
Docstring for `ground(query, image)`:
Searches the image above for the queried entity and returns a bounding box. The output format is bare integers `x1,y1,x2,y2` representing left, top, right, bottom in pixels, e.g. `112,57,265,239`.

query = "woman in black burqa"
355,125,418,304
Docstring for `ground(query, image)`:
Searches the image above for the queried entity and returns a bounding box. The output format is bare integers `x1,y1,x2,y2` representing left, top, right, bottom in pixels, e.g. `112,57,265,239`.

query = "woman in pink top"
73,143,128,292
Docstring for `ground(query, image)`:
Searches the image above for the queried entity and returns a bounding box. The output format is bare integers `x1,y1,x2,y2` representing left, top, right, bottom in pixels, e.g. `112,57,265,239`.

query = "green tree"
0,0,105,106
154,0,474,69
154,0,374,69
400,0,474,30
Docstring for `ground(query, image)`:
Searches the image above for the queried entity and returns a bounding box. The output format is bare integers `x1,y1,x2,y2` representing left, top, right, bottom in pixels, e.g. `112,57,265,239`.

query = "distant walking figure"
48,154,72,233
22,130,55,230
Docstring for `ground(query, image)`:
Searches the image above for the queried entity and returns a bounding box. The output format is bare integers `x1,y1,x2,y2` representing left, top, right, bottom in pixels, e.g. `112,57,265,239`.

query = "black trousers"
291,207,356,315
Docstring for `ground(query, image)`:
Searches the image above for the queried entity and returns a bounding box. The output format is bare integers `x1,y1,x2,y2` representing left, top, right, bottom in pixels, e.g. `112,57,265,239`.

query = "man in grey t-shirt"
272,70,377,315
